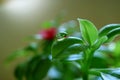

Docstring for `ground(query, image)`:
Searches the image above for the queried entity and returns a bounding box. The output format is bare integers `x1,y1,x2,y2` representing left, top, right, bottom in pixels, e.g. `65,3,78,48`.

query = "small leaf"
51,37,83,59
41,21,53,28
25,42,38,51
78,18,98,46
92,36,108,50
113,41,120,57
5,49,27,64
99,24,120,37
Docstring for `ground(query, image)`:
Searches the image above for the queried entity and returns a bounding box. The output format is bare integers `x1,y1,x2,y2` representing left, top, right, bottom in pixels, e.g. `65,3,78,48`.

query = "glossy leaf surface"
99,24,120,37
78,19,98,46
51,37,83,59
107,28,120,39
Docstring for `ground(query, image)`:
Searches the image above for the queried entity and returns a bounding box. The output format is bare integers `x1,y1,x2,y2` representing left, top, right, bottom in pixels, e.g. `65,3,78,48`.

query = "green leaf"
5,49,28,64
25,42,38,51
51,37,83,60
78,18,98,46
5,42,38,64
41,21,53,28
25,56,40,80
54,44,86,61
113,41,120,57
99,24,120,37
100,72,120,80
107,28,120,40
14,62,27,80
25,55,51,80
33,58,51,80
66,53,83,61
100,68,120,78
90,68,120,79
92,36,108,50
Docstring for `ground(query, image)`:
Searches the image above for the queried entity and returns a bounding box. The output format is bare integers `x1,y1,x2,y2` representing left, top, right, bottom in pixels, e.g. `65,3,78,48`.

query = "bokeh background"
0,0,120,80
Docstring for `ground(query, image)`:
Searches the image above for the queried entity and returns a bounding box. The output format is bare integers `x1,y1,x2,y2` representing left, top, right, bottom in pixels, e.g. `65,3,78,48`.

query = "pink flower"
40,27,57,40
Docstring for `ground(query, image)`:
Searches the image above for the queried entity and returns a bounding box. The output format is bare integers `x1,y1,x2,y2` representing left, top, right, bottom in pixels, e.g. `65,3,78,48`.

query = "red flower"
40,27,57,40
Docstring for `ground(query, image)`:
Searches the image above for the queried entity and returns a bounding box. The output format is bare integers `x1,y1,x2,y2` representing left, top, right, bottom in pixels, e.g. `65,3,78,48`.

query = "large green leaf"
54,44,86,61
25,55,51,80
14,62,27,80
51,37,83,60
25,56,40,80
78,19,98,46
99,24,120,37
33,58,51,80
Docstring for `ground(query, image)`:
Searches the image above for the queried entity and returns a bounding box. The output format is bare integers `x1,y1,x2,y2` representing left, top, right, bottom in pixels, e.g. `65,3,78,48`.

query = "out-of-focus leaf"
41,21,53,28
113,41,120,57
51,37,83,60
5,49,27,64
25,55,51,80
99,68,120,78
78,18,98,46
66,53,83,61
90,68,120,79
48,66,62,79
99,24,120,37
90,57,108,68
33,58,51,80
25,56,40,80
100,72,120,80
5,43,38,64
14,62,27,80
25,42,38,52
43,40,54,54
58,20,79,36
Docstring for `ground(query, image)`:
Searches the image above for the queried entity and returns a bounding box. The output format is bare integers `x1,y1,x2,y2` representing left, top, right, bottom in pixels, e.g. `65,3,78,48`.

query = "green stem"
81,49,95,80
82,64,89,80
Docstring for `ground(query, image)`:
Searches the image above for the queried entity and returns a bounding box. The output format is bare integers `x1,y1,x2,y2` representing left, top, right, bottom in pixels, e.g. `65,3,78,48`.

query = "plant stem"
81,49,95,80
82,64,89,80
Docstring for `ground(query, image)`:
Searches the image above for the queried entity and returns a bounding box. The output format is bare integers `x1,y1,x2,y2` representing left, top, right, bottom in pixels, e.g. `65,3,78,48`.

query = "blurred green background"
0,0,120,80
